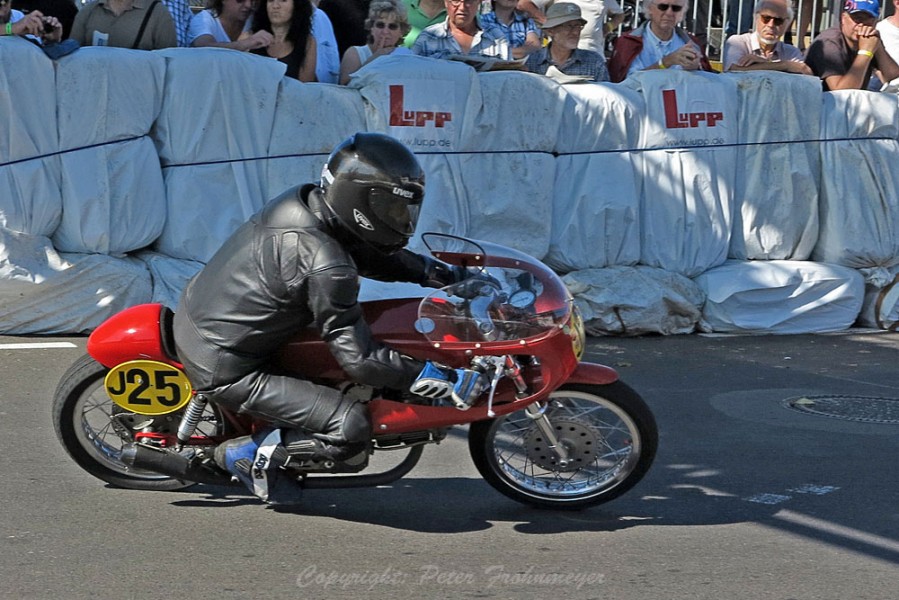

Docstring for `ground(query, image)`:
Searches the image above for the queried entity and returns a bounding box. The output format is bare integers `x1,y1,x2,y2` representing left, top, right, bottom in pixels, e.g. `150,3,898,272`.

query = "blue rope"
2,135,895,169
0,136,145,168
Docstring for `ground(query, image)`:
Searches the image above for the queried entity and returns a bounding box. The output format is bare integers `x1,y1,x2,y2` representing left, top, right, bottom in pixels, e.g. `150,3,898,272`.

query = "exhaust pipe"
120,443,236,487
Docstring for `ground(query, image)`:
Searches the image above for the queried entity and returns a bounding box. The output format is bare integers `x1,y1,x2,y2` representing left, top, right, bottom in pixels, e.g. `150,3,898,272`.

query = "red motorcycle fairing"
566,362,620,386
87,303,180,369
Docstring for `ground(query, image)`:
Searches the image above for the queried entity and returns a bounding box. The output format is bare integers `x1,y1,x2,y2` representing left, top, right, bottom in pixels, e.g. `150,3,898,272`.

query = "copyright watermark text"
295,564,605,590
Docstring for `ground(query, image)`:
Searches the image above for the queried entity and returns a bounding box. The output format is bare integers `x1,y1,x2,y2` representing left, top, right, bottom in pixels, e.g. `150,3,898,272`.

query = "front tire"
469,381,658,510
52,354,220,491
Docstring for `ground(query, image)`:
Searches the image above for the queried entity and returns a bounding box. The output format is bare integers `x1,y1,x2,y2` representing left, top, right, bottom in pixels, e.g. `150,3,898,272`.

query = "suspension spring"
176,394,208,448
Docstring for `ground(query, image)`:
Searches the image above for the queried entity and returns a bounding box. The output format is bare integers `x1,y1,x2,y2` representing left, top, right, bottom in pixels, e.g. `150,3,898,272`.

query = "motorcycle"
53,234,658,509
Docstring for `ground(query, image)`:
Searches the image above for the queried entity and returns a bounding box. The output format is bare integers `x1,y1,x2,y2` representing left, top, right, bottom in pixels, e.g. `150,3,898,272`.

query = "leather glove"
421,258,468,289
450,368,489,411
410,362,489,410
410,361,453,399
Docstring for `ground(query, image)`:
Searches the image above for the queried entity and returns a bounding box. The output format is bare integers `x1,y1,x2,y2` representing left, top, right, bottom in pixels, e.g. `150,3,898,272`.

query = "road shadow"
168,465,899,566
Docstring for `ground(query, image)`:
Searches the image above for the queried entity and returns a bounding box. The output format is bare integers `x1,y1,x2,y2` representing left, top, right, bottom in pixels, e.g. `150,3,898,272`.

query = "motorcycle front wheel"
52,354,225,491
468,381,658,510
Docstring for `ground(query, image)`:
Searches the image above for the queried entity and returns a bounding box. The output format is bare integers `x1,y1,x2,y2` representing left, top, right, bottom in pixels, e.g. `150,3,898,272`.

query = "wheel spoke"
485,389,647,500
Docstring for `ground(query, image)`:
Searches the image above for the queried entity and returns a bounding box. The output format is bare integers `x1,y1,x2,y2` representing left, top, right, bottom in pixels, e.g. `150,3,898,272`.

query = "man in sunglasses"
723,0,812,73
607,0,714,82
412,0,511,59
805,0,899,90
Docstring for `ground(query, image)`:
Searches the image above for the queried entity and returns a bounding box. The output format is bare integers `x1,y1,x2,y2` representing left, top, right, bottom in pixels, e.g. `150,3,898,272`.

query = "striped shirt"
526,46,609,82
479,10,538,50
412,18,511,59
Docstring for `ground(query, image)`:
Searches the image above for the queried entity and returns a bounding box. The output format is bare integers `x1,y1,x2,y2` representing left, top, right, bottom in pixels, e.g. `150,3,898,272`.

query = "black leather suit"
173,184,448,454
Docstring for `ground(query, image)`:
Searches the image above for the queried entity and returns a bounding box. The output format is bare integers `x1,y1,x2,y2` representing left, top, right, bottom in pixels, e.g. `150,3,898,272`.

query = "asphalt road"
2,330,898,600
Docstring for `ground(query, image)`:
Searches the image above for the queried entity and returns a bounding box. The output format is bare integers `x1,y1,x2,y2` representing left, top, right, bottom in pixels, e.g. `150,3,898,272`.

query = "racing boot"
282,428,370,466
214,429,305,505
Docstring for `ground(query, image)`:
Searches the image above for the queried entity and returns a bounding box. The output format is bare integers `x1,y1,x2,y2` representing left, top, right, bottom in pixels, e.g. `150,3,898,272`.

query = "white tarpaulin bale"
53,47,167,254
155,162,268,262
265,78,367,199
695,260,864,334
472,70,563,152
0,228,152,334
153,49,285,262
813,91,899,269
624,70,738,277
135,250,204,310
353,59,554,258
546,83,644,273
563,266,705,336
0,38,61,236
351,56,478,244
54,137,166,255
350,55,481,152
727,71,821,260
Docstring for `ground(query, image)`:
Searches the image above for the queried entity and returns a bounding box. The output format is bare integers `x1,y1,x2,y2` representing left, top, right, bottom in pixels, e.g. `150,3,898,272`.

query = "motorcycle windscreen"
416,235,571,344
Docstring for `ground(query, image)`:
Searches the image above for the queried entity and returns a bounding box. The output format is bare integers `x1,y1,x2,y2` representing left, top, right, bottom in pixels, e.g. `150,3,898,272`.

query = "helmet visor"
369,187,423,237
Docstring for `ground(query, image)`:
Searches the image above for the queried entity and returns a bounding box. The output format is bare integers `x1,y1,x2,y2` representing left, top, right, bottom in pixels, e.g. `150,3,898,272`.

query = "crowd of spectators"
3,0,899,91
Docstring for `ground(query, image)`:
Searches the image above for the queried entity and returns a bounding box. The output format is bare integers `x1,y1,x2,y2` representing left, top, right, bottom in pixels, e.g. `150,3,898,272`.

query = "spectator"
339,0,412,84
724,0,812,73
412,0,511,58
525,2,609,80
318,0,370,57
1,0,62,41
805,0,899,90
250,0,317,80
12,0,76,39
482,0,540,59
518,0,627,55
607,0,714,82
188,0,271,50
311,0,340,83
161,0,191,47
70,0,178,49
402,0,445,48
876,0,899,87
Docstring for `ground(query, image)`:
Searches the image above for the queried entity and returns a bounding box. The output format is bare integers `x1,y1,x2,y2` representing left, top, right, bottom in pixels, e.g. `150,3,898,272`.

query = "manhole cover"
784,395,899,424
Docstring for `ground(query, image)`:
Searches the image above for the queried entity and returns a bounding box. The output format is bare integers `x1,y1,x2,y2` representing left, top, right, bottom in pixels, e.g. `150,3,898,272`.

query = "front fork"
474,355,571,467
524,402,571,467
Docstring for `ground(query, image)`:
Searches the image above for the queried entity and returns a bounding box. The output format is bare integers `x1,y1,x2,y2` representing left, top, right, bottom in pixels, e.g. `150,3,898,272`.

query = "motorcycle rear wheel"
468,381,658,510
52,354,224,491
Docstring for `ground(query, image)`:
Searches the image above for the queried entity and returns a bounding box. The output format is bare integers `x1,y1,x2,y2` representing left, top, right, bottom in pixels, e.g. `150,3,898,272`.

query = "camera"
42,18,54,34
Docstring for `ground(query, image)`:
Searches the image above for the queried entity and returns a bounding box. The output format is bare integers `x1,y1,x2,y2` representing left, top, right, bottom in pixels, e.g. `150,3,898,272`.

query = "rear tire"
469,381,658,510
53,354,209,491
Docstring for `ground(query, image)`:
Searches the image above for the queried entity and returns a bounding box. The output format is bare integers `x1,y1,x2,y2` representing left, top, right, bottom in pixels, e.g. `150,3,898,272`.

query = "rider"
173,132,487,504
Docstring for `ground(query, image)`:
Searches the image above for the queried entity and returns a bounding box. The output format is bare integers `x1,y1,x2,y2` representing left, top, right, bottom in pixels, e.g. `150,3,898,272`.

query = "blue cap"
844,0,880,18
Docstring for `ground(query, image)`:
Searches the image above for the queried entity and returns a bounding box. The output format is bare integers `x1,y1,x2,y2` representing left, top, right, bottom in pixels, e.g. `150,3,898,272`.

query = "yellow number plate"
104,360,193,416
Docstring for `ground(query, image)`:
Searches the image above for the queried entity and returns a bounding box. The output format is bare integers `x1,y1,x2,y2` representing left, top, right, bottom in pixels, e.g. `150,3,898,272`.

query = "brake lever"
473,355,507,417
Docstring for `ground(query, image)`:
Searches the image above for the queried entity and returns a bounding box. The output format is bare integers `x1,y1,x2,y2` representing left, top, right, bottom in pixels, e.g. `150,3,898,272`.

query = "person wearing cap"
517,0,627,55
411,0,511,59
805,0,899,90
723,0,812,74
525,2,609,81
606,0,714,83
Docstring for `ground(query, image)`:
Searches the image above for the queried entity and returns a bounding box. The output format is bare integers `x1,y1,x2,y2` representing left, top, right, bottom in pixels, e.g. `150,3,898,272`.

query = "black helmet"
320,133,425,254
